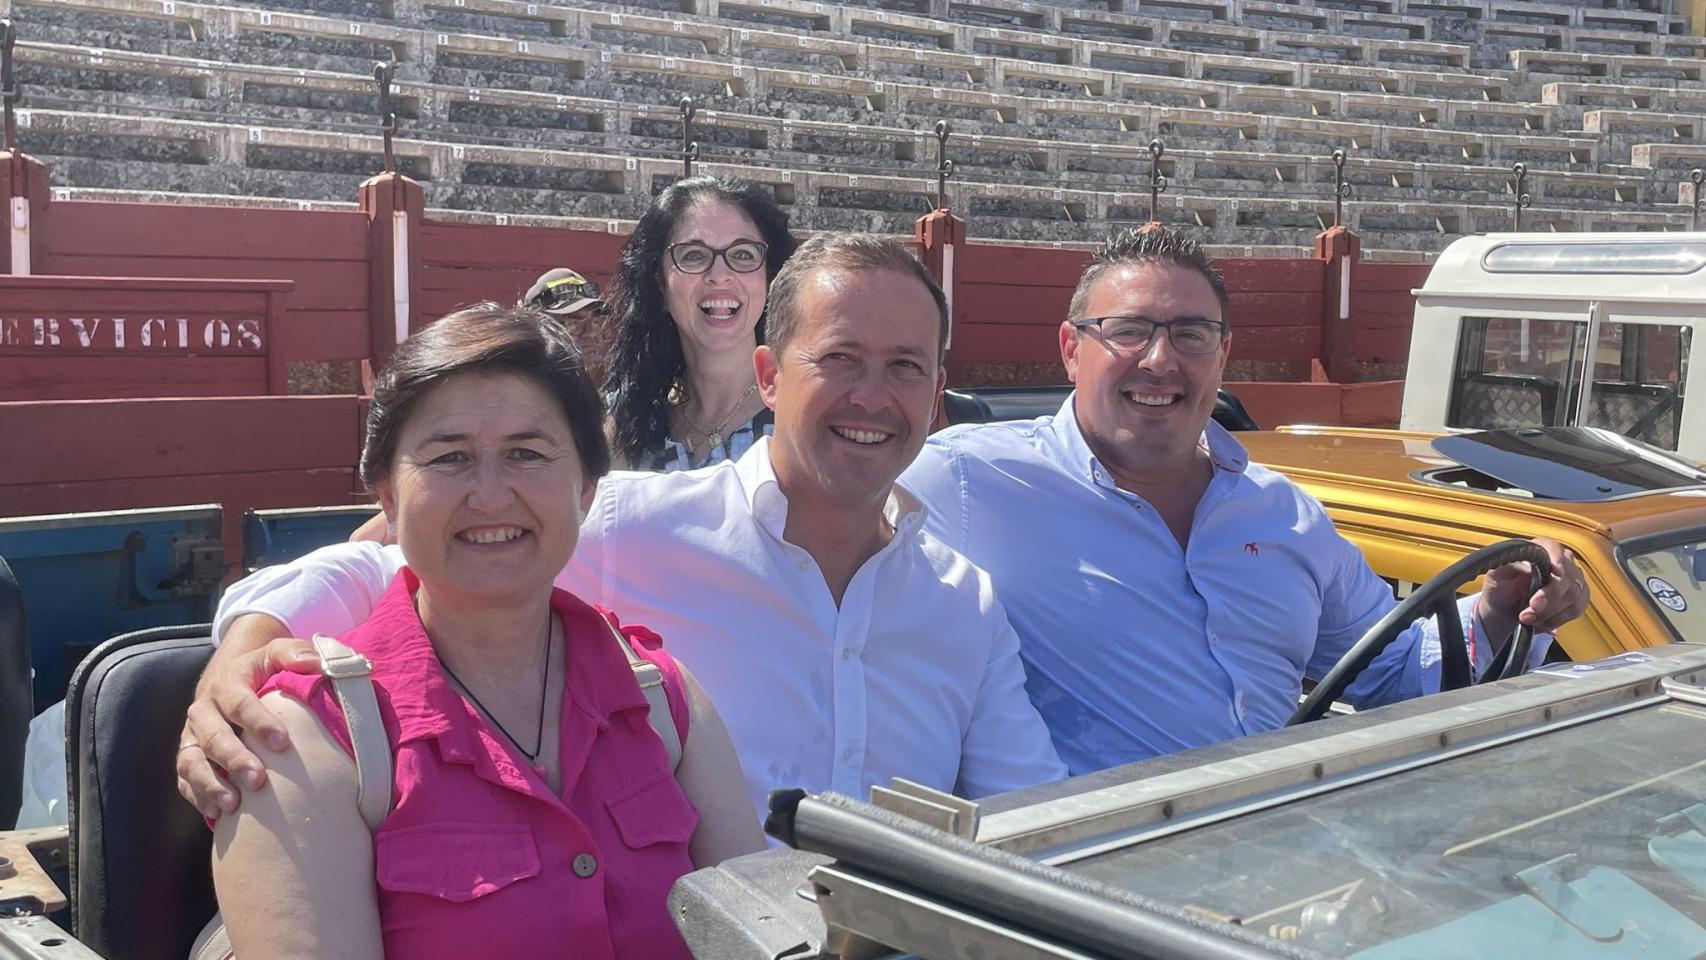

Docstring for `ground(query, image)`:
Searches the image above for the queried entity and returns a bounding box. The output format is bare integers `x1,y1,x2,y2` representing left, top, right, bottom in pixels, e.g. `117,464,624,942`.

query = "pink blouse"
262,568,697,960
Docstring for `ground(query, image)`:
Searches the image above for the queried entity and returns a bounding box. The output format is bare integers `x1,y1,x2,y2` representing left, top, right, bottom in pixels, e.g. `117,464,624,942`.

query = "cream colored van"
1400,234,1702,460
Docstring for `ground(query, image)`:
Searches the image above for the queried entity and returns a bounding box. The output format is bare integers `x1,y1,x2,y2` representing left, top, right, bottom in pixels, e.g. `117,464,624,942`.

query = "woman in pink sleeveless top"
210,305,762,959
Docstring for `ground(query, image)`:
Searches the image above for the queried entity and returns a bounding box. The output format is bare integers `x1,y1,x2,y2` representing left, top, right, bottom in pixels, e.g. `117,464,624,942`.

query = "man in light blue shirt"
899,226,1589,775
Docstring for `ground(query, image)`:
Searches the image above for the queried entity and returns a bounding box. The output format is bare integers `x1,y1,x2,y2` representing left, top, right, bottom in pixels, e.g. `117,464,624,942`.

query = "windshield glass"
1625,533,1706,642
1066,702,1706,958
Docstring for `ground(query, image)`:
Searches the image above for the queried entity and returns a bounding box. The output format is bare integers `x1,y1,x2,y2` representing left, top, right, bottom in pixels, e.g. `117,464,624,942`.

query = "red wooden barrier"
945,242,1328,383
38,201,373,370
1351,261,1432,376
0,395,366,563
417,220,629,319
0,275,293,400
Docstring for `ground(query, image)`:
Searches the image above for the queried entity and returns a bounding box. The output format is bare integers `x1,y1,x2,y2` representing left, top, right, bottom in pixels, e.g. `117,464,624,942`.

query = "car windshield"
1068,700,1706,958
1623,531,1706,642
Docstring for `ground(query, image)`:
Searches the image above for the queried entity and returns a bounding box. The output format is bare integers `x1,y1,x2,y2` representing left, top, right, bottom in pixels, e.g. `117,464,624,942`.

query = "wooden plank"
956,284,1074,326
0,469,366,570
1223,381,1342,429
948,322,1060,364
1353,291,1420,330
418,267,614,318
418,221,628,269
1219,258,1326,293
0,357,269,401
276,310,370,361
956,243,1091,284
0,396,363,485
41,256,367,312
1352,262,1431,293
1354,327,1412,364
0,311,271,355
1226,291,1324,328
0,470,364,518
0,826,70,914
1228,325,1319,362
42,202,368,261
1340,380,1403,426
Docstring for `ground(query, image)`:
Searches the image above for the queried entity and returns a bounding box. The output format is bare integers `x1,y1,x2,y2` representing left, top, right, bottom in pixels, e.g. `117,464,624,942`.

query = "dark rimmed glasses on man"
667,240,770,275
1072,316,1227,356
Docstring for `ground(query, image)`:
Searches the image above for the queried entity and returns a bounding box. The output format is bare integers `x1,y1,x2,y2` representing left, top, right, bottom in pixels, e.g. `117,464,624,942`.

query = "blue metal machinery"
0,503,382,709
0,506,223,708
241,505,380,573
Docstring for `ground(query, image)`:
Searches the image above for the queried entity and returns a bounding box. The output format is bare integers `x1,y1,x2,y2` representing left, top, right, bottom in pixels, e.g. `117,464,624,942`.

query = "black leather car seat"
67,625,216,960
0,555,31,829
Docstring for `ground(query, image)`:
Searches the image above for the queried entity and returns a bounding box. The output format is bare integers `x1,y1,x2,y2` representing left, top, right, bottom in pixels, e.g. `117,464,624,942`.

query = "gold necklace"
680,382,759,450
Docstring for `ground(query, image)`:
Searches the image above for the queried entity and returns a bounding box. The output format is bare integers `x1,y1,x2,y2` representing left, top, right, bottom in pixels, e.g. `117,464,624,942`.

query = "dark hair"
765,233,949,358
1066,225,1230,325
603,176,797,466
361,303,612,490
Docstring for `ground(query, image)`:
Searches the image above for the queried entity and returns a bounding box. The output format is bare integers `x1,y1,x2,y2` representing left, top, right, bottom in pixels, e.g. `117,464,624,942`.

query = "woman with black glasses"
603,177,797,471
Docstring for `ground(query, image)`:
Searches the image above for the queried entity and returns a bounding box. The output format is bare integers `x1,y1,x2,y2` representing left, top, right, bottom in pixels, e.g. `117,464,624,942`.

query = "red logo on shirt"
1244,542,1260,558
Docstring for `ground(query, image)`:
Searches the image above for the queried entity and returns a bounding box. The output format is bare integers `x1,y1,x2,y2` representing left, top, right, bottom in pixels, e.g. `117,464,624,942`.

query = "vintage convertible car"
666,424,1706,959
1244,424,1704,661
0,425,1700,959
678,637,1706,960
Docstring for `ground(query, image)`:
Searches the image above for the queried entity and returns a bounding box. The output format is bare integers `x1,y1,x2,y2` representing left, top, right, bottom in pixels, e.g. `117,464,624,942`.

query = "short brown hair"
1067,226,1230,326
360,303,611,490
764,233,949,356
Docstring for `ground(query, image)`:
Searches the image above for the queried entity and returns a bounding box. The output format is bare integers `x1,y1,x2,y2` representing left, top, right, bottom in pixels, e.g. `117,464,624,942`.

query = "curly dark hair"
602,176,797,466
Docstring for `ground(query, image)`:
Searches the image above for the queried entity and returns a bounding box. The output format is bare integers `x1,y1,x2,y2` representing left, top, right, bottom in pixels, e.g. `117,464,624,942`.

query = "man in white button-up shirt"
178,234,1066,823
899,226,1590,776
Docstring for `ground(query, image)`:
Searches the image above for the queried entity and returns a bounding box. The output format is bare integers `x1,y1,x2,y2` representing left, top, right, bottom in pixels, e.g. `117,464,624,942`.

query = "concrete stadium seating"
1,0,1701,255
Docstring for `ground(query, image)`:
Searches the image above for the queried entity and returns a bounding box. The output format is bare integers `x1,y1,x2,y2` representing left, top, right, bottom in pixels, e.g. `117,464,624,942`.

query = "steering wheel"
1288,539,1554,726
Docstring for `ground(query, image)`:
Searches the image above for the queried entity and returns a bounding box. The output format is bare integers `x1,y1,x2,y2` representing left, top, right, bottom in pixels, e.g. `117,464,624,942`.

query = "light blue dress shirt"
899,395,1531,776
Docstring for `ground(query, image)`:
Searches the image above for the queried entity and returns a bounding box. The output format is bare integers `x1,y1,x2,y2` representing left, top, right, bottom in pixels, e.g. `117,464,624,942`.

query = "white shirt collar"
1046,391,1251,490
732,436,930,543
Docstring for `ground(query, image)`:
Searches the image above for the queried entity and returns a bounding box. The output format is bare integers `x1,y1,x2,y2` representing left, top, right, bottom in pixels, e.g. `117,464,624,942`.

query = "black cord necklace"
436,605,554,764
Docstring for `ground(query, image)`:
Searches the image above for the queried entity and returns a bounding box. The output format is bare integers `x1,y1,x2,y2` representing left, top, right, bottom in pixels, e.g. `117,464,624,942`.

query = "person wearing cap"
524,267,605,321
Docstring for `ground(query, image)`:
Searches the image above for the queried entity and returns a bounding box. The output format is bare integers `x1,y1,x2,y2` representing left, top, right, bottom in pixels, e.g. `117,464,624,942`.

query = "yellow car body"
1241,426,1706,662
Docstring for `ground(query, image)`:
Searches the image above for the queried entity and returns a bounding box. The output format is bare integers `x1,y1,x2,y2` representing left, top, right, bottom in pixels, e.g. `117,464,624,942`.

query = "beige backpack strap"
311,634,394,831
186,639,395,959
605,621,682,771
188,914,232,960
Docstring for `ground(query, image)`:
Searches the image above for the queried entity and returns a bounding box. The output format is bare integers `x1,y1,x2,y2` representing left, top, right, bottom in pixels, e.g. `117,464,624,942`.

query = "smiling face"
1061,261,1230,479
375,371,596,611
756,266,946,513
660,198,770,357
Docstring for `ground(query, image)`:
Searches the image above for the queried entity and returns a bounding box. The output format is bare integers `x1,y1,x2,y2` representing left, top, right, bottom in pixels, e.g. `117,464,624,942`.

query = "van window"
1449,317,1689,449
1447,316,1580,430
1584,324,1689,450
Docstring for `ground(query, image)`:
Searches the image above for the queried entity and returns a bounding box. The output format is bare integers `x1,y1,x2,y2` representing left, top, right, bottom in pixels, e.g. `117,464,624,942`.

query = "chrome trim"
976,648,1706,860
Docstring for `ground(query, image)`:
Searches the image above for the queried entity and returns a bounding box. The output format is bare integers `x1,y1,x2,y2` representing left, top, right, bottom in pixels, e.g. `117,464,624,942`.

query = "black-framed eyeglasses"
667,240,769,275
1073,316,1227,356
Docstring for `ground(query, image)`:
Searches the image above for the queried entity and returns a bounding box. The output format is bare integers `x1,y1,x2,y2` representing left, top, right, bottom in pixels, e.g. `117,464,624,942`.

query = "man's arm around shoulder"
181,541,402,818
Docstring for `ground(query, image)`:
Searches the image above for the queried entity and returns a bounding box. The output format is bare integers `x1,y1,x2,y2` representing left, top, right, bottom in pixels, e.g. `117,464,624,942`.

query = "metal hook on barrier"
934,120,954,212
1511,162,1532,231
1331,148,1352,229
680,96,699,179
374,61,397,175
1148,138,1168,224
2,18,19,154
1690,169,1705,232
